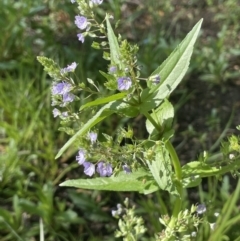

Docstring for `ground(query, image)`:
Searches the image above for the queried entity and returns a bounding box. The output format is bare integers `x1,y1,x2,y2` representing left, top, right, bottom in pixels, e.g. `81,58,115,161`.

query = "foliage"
1,0,240,241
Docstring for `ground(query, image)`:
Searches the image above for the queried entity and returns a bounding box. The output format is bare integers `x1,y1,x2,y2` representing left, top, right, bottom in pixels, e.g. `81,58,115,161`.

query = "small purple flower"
152,75,160,84
123,164,131,174
61,111,68,117
83,162,95,176
77,33,85,43
53,108,61,118
191,232,197,237
111,210,118,217
52,82,72,95
196,204,206,214
88,132,97,144
76,149,86,165
109,66,117,74
91,0,103,4
75,16,88,30
117,77,132,91
111,203,123,217
62,92,75,104
71,0,76,3
97,161,113,177
60,62,77,74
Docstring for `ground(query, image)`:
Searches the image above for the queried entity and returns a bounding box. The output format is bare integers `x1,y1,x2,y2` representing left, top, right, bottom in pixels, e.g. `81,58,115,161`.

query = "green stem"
165,141,183,229
143,111,182,180
165,141,182,180
143,110,183,229
142,111,161,132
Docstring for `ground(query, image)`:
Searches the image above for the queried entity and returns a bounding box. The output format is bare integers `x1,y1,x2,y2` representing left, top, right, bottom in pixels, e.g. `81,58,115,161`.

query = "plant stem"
142,111,161,132
165,141,182,180
165,141,183,229
143,110,183,229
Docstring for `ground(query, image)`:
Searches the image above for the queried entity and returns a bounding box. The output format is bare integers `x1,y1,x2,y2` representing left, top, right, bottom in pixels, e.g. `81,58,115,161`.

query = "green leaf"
140,19,203,112
99,70,116,82
60,169,158,194
146,144,179,196
106,15,122,68
19,199,42,216
146,99,174,138
91,41,101,49
182,159,240,178
111,101,139,117
37,56,61,79
80,93,126,111
0,208,14,225
100,70,118,90
182,175,202,188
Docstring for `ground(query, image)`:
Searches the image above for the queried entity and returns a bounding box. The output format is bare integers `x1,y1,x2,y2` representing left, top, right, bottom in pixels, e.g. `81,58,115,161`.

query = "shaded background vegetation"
0,0,240,240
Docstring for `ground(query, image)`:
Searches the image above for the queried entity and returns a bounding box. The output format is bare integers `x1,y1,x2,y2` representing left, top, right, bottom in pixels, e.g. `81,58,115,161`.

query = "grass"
1,0,240,240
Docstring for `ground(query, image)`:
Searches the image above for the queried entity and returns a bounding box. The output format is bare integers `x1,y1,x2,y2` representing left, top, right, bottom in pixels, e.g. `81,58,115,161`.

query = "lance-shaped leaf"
106,15,122,68
140,19,203,112
146,144,179,196
111,101,139,117
80,93,126,111
182,159,240,178
60,169,159,194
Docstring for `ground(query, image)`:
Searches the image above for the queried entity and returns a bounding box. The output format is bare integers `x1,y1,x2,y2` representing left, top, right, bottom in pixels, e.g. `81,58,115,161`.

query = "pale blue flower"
111,203,123,217
60,62,77,74
123,164,131,174
61,112,68,117
153,75,160,84
191,232,197,237
75,16,88,30
91,0,103,4
117,77,132,91
77,33,85,43
196,204,206,214
76,149,86,165
83,162,95,176
52,82,72,95
97,161,112,177
53,108,61,118
88,132,97,144
62,92,75,104
109,66,117,74
71,0,76,3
